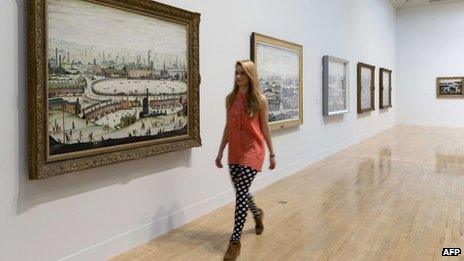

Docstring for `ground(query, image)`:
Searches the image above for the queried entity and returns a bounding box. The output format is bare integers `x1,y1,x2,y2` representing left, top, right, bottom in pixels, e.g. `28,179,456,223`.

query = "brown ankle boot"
254,208,264,235
223,241,241,260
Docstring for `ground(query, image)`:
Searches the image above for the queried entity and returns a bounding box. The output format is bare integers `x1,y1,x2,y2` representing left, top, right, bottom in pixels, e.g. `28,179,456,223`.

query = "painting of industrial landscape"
328,60,347,113
436,77,463,98
322,56,349,116
46,0,189,157
360,67,372,109
380,69,392,108
256,42,301,125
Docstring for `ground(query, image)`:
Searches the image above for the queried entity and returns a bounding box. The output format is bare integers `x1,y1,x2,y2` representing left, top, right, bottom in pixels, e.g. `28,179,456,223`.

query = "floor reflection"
379,147,392,174
435,154,464,174
355,158,374,212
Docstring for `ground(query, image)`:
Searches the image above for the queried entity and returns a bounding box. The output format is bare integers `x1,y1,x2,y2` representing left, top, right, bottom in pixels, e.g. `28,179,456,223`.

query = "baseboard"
58,123,395,261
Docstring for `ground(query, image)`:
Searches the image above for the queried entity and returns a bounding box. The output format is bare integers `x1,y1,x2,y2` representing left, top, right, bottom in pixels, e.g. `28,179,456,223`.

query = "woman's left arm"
259,95,276,170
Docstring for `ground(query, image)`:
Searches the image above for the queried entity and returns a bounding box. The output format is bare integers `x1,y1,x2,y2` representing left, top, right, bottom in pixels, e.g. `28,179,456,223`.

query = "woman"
215,60,276,260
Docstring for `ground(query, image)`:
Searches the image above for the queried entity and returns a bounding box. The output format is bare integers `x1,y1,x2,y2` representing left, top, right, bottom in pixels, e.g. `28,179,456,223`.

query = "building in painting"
83,100,133,121
104,68,125,78
127,68,156,79
48,75,86,97
48,98,82,115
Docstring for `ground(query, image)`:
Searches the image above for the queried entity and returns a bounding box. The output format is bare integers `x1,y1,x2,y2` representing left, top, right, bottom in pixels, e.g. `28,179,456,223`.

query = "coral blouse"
227,91,265,172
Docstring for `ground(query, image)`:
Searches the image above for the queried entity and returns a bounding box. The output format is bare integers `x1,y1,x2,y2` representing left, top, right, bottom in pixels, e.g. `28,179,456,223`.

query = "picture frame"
379,68,392,109
436,77,464,98
28,0,201,179
251,32,303,131
357,62,375,113
322,56,349,116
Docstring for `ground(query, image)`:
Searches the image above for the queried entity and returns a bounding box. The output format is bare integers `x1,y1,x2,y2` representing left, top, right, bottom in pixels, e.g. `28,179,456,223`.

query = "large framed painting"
251,33,303,131
436,77,464,98
28,0,201,179
357,62,375,113
322,56,349,116
379,68,392,109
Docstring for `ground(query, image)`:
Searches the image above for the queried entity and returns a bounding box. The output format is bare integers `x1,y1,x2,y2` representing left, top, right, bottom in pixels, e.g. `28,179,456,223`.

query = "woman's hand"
269,156,276,170
215,153,224,168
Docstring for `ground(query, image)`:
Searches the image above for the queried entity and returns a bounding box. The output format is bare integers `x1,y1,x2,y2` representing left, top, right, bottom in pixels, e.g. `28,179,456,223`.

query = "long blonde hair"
226,60,262,117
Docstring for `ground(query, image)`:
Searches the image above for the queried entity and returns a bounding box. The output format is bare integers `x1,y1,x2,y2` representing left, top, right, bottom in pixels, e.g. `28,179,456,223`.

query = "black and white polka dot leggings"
229,164,260,242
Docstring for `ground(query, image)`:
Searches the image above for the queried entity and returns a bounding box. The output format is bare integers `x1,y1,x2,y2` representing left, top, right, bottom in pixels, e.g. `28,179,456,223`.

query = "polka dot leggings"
229,164,260,242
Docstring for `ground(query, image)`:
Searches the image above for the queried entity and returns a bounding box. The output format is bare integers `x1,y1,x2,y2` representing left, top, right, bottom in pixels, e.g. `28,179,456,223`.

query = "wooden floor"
111,126,464,261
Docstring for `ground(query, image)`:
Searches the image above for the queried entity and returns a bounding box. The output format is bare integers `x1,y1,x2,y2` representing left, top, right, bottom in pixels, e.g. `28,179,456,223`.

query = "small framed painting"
322,56,349,116
436,77,464,98
251,32,303,131
379,68,392,109
357,62,375,113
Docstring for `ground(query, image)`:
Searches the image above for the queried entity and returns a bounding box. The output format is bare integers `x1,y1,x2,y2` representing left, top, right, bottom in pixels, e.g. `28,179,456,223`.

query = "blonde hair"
226,60,262,117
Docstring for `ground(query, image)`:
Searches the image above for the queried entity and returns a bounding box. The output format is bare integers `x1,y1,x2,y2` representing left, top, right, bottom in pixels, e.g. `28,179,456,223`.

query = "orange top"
227,91,265,172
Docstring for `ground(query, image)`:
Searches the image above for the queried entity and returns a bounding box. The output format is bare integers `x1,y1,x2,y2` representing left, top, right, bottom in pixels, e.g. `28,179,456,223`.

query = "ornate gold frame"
28,0,201,179
357,62,376,114
251,32,304,131
379,68,392,109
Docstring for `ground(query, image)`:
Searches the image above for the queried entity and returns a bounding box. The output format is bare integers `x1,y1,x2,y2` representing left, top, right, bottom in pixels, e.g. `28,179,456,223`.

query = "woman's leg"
230,165,260,217
229,164,241,192
247,193,261,218
228,165,260,217
228,165,258,242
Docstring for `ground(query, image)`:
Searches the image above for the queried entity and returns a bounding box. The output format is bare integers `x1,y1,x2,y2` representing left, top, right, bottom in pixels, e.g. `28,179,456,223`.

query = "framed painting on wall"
251,32,303,131
28,0,201,179
436,77,464,98
322,56,349,116
357,62,375,113
379,68,392,109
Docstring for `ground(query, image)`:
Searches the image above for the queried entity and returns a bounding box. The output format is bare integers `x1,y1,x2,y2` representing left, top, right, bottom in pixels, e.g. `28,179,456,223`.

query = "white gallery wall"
0,0,396,260
397,2,464,127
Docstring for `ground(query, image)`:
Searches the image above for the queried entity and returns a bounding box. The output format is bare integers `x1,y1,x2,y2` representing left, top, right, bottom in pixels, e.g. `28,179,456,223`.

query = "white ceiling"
389,0,464,8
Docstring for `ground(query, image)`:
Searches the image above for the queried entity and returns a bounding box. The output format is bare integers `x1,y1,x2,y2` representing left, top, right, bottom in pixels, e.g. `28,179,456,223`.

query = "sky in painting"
48,0,187,54
257,42,298,79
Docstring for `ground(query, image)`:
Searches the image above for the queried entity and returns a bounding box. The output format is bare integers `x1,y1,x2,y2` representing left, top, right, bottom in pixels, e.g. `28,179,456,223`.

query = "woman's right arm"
215,115,228,168
217,123,228,156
